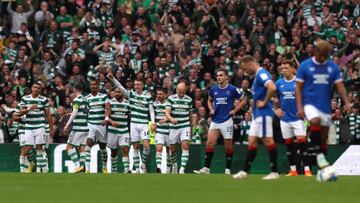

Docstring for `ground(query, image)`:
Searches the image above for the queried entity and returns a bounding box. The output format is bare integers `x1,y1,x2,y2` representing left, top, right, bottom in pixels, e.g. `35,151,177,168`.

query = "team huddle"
15,40,350,181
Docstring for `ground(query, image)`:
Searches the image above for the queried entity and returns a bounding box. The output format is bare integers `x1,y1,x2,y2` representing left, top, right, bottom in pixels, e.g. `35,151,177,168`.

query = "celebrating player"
275,60,312,176
109,72,155,173
19,82,54,173
295,40,351,179
165,82,193,174
106,88,131,173
153,88,171,173
194,69,246,174
64,84,88,173
84,79,111,173
233,56,279,180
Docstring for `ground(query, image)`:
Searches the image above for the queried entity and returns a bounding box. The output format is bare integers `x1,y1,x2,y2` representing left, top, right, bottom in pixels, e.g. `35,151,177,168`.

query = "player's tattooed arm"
107,70,129,98
165,108,177,125
44,108,54,137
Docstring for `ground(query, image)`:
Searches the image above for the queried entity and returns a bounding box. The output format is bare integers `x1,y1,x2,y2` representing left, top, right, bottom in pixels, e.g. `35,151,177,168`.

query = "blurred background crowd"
0,0,359,145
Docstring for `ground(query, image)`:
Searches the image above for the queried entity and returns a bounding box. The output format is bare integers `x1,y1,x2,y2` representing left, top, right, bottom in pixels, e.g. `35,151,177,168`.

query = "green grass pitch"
0,173,359,203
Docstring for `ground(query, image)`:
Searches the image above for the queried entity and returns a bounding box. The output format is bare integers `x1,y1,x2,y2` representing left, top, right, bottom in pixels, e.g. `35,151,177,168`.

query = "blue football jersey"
252,68,274,118
275,77,299,122
210,84,242,123
296,57,342,114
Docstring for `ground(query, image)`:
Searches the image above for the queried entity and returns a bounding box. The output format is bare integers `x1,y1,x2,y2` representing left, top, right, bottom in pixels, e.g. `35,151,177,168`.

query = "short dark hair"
89,78,98,84
282,60,296,69
156,87,167,93
74,83,83,92
217,69,228,76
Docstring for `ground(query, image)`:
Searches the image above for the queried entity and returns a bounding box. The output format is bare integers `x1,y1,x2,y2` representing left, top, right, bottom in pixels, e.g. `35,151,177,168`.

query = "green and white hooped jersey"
108,98,130,134
166,94,193,129
20,95,49,130
129,90,153,124
153,100,169,136
45,123,50,136
72,95,88,132
85,93,109,125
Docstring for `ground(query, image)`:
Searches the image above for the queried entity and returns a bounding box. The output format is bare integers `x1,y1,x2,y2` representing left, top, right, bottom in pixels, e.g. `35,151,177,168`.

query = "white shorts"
209,118,234,139
67,131,87,146
155,133,170,146
22,128,46,146
107,132,130,149
130,123,149,143
87,124,107,143
280,120,306,139
169,127,191,144
304,105,332,127
248,116,273,138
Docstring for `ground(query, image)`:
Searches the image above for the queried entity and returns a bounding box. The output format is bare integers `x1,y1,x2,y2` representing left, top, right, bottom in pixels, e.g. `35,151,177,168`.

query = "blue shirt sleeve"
209,86,214,98
296,63,306,82
233,86,242,99
258,70,271,87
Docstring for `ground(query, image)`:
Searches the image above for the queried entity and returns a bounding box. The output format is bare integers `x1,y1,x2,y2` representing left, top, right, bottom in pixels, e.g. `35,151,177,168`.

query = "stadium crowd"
0,0,359,145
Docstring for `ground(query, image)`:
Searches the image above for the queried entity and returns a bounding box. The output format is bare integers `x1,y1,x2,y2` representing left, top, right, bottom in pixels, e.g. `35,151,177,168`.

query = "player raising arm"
109,71,155,173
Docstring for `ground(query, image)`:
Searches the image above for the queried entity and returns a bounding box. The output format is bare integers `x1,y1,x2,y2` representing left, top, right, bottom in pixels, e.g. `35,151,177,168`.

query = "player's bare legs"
195,129,220,174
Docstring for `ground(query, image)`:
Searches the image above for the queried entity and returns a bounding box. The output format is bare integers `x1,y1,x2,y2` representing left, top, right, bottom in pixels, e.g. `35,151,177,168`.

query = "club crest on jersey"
327,66,332,73
214,92,218,95
310,66,315,72
227,90,231,95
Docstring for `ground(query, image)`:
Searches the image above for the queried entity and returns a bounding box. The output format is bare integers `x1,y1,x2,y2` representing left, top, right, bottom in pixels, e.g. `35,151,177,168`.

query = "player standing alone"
194,70,246,174
64,84,88,173
275,60,312,176
233,56,279,180
295,40,351,179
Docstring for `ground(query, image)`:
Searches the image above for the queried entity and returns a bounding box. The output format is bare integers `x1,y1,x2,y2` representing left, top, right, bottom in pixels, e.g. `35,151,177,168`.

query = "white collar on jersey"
284,76,296,82
218,83,229,89
312,57,328,65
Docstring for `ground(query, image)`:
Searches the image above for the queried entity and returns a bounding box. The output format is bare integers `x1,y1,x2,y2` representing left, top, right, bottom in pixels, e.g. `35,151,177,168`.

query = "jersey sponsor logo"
313,74,329,84
282,91,295,99
215,97,228,105
260,73,268,80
